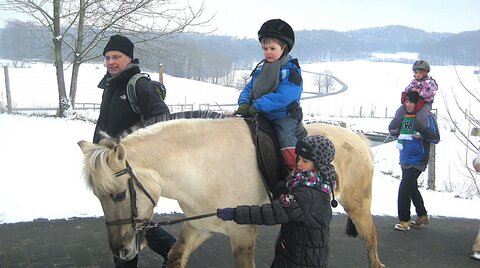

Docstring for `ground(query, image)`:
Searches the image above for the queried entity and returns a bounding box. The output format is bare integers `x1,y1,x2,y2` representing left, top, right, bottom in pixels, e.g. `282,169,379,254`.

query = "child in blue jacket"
236,19,303,170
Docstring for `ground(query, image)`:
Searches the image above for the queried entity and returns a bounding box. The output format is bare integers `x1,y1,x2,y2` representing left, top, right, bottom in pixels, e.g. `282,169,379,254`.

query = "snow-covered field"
0,57,479,224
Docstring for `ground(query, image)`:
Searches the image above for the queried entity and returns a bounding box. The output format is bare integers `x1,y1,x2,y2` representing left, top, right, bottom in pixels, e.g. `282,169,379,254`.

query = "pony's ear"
78,140,96,155
114,144,127,161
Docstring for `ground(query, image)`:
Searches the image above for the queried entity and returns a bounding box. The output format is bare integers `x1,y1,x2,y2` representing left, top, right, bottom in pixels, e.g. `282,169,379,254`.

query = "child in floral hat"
217,135,336,268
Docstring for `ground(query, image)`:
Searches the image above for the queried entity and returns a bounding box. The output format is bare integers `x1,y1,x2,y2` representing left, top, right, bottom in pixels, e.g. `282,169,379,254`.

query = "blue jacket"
388,115,439,166
238,58,303,121
399,137,430,165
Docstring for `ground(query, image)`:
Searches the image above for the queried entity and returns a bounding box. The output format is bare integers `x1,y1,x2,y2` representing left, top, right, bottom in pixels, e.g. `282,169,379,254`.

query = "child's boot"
281,148,297,170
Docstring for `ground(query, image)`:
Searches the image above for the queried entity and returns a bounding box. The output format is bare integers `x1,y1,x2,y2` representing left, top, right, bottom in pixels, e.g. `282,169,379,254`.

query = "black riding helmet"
258,19,295,52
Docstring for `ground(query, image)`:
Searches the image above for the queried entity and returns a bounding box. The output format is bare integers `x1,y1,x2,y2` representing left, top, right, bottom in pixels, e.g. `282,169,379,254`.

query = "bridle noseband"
105,161,157,231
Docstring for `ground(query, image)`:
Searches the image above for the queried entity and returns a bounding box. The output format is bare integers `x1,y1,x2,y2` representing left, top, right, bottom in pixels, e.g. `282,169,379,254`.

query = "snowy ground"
0,58,479,224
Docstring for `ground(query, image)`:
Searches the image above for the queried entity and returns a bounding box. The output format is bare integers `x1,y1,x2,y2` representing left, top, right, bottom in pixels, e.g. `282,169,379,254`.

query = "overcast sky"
198,0,480,37
1,0,479,37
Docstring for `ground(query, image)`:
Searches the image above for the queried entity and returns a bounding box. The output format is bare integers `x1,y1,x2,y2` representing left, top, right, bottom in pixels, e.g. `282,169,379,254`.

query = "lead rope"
146,212,219,229
372,133,393,160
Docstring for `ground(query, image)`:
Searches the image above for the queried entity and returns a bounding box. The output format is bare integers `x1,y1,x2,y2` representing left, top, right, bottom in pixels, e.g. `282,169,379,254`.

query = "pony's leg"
344,206,385,268
472,226,480,256
228,225,257,268
167,222,212,268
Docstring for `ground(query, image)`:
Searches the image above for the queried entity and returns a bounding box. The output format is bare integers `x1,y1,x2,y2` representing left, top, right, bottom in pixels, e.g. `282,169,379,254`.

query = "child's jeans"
394,102,432,132
272,115,298,169
272,116,298,148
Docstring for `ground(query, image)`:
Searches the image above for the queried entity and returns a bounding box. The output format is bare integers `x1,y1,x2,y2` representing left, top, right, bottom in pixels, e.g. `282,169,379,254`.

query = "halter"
105,160,218,233
105,161,157,231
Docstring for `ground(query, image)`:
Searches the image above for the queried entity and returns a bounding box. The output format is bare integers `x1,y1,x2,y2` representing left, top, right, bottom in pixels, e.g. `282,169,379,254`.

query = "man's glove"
248,105,258,117
389,128,400,137
236,104,249,116
217,208,235,221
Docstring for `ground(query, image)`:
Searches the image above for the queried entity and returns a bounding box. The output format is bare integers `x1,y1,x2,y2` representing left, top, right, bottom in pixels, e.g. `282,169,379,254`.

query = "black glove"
247,105,258,117
389,128,400,137
236,104,249,116
217,208,235,221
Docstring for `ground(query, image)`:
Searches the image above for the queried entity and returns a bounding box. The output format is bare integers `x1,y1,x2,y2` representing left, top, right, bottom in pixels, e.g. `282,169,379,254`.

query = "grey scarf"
251,54,291,100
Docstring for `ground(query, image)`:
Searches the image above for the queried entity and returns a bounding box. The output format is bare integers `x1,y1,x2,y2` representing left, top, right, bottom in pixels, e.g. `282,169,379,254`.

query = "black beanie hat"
405,91,420,104
258,19,295,52
103,35,134,58
295,135,336,181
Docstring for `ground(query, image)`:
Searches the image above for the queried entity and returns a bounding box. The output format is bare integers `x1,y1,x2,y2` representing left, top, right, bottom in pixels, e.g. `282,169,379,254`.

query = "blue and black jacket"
238,58,303,121
388,113,440,166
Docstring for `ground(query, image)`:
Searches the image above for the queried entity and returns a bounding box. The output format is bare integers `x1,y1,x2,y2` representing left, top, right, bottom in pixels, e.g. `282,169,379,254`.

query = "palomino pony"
472,148,480,260
78,116,384,268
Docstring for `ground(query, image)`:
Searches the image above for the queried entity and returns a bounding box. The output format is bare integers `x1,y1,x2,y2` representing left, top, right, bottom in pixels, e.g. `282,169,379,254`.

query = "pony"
472,148,480,260
78,117,384,268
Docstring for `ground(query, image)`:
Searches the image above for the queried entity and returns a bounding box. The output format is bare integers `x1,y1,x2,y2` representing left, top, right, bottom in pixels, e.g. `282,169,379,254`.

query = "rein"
106,160,216,231
105,161,156,230
252,115,275,204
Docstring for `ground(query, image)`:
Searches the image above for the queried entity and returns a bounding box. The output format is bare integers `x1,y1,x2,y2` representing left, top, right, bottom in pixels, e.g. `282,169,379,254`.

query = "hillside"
0,25,478,81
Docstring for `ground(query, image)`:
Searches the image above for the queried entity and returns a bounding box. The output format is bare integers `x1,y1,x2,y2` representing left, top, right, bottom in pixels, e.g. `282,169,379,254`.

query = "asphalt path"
1,213,479,267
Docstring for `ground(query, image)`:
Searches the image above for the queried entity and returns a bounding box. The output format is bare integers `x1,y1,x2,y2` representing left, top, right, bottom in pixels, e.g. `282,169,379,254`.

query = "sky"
197,0,480,37
0,57,479,224
1,0,479,37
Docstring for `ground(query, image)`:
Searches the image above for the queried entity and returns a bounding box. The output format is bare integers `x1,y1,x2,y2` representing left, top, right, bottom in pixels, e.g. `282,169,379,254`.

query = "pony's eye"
110,191,126,202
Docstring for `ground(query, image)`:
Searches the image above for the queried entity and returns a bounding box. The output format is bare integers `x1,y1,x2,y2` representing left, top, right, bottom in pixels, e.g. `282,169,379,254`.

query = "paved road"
1,213,479,268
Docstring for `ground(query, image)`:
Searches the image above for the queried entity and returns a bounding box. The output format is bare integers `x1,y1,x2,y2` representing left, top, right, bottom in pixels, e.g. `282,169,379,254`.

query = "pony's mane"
118,110,229,140
82,145,119,196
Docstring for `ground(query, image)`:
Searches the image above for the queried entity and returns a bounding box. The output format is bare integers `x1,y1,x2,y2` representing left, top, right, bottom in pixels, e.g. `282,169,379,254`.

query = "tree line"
0,8,479,118
0,0,210,117
2,23,478,77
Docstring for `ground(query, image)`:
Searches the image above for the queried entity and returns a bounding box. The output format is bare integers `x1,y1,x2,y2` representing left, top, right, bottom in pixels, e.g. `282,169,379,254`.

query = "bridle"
105,160,157,231
104,160,218,234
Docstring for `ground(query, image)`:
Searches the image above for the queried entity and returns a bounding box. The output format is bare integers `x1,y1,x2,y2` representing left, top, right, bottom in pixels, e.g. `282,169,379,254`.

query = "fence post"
4,66,12,113
427,110,437,190
159,64,164,85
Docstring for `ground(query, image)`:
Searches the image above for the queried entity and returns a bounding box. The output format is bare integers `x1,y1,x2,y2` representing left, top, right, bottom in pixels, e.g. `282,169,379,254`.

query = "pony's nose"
118,247,132,259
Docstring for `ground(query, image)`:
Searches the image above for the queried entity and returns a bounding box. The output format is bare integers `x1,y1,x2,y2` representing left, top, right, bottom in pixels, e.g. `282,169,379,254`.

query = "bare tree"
443,67,480,196
1,0,211,116
313,73,323,93
235,72,250,91
313,70,333,93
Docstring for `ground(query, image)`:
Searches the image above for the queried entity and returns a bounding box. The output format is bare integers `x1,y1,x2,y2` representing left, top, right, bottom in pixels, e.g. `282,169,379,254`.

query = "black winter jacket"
234,186,332,268
93,60,170,143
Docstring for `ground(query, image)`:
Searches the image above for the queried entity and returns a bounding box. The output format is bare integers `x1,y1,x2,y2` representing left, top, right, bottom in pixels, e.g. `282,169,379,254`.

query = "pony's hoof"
471,252,480,260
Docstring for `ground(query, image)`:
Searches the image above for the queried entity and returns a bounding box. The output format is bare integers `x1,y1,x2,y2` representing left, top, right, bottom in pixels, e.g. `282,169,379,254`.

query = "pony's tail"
346,217,358,237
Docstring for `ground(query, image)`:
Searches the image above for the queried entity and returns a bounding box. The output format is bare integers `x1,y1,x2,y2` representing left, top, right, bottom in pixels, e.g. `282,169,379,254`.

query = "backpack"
424,112,440,144
126,73,167,118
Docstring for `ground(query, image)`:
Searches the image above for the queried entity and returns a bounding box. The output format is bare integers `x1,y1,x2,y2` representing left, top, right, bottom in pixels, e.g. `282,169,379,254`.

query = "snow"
370,52,419,61
0,58,479,224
